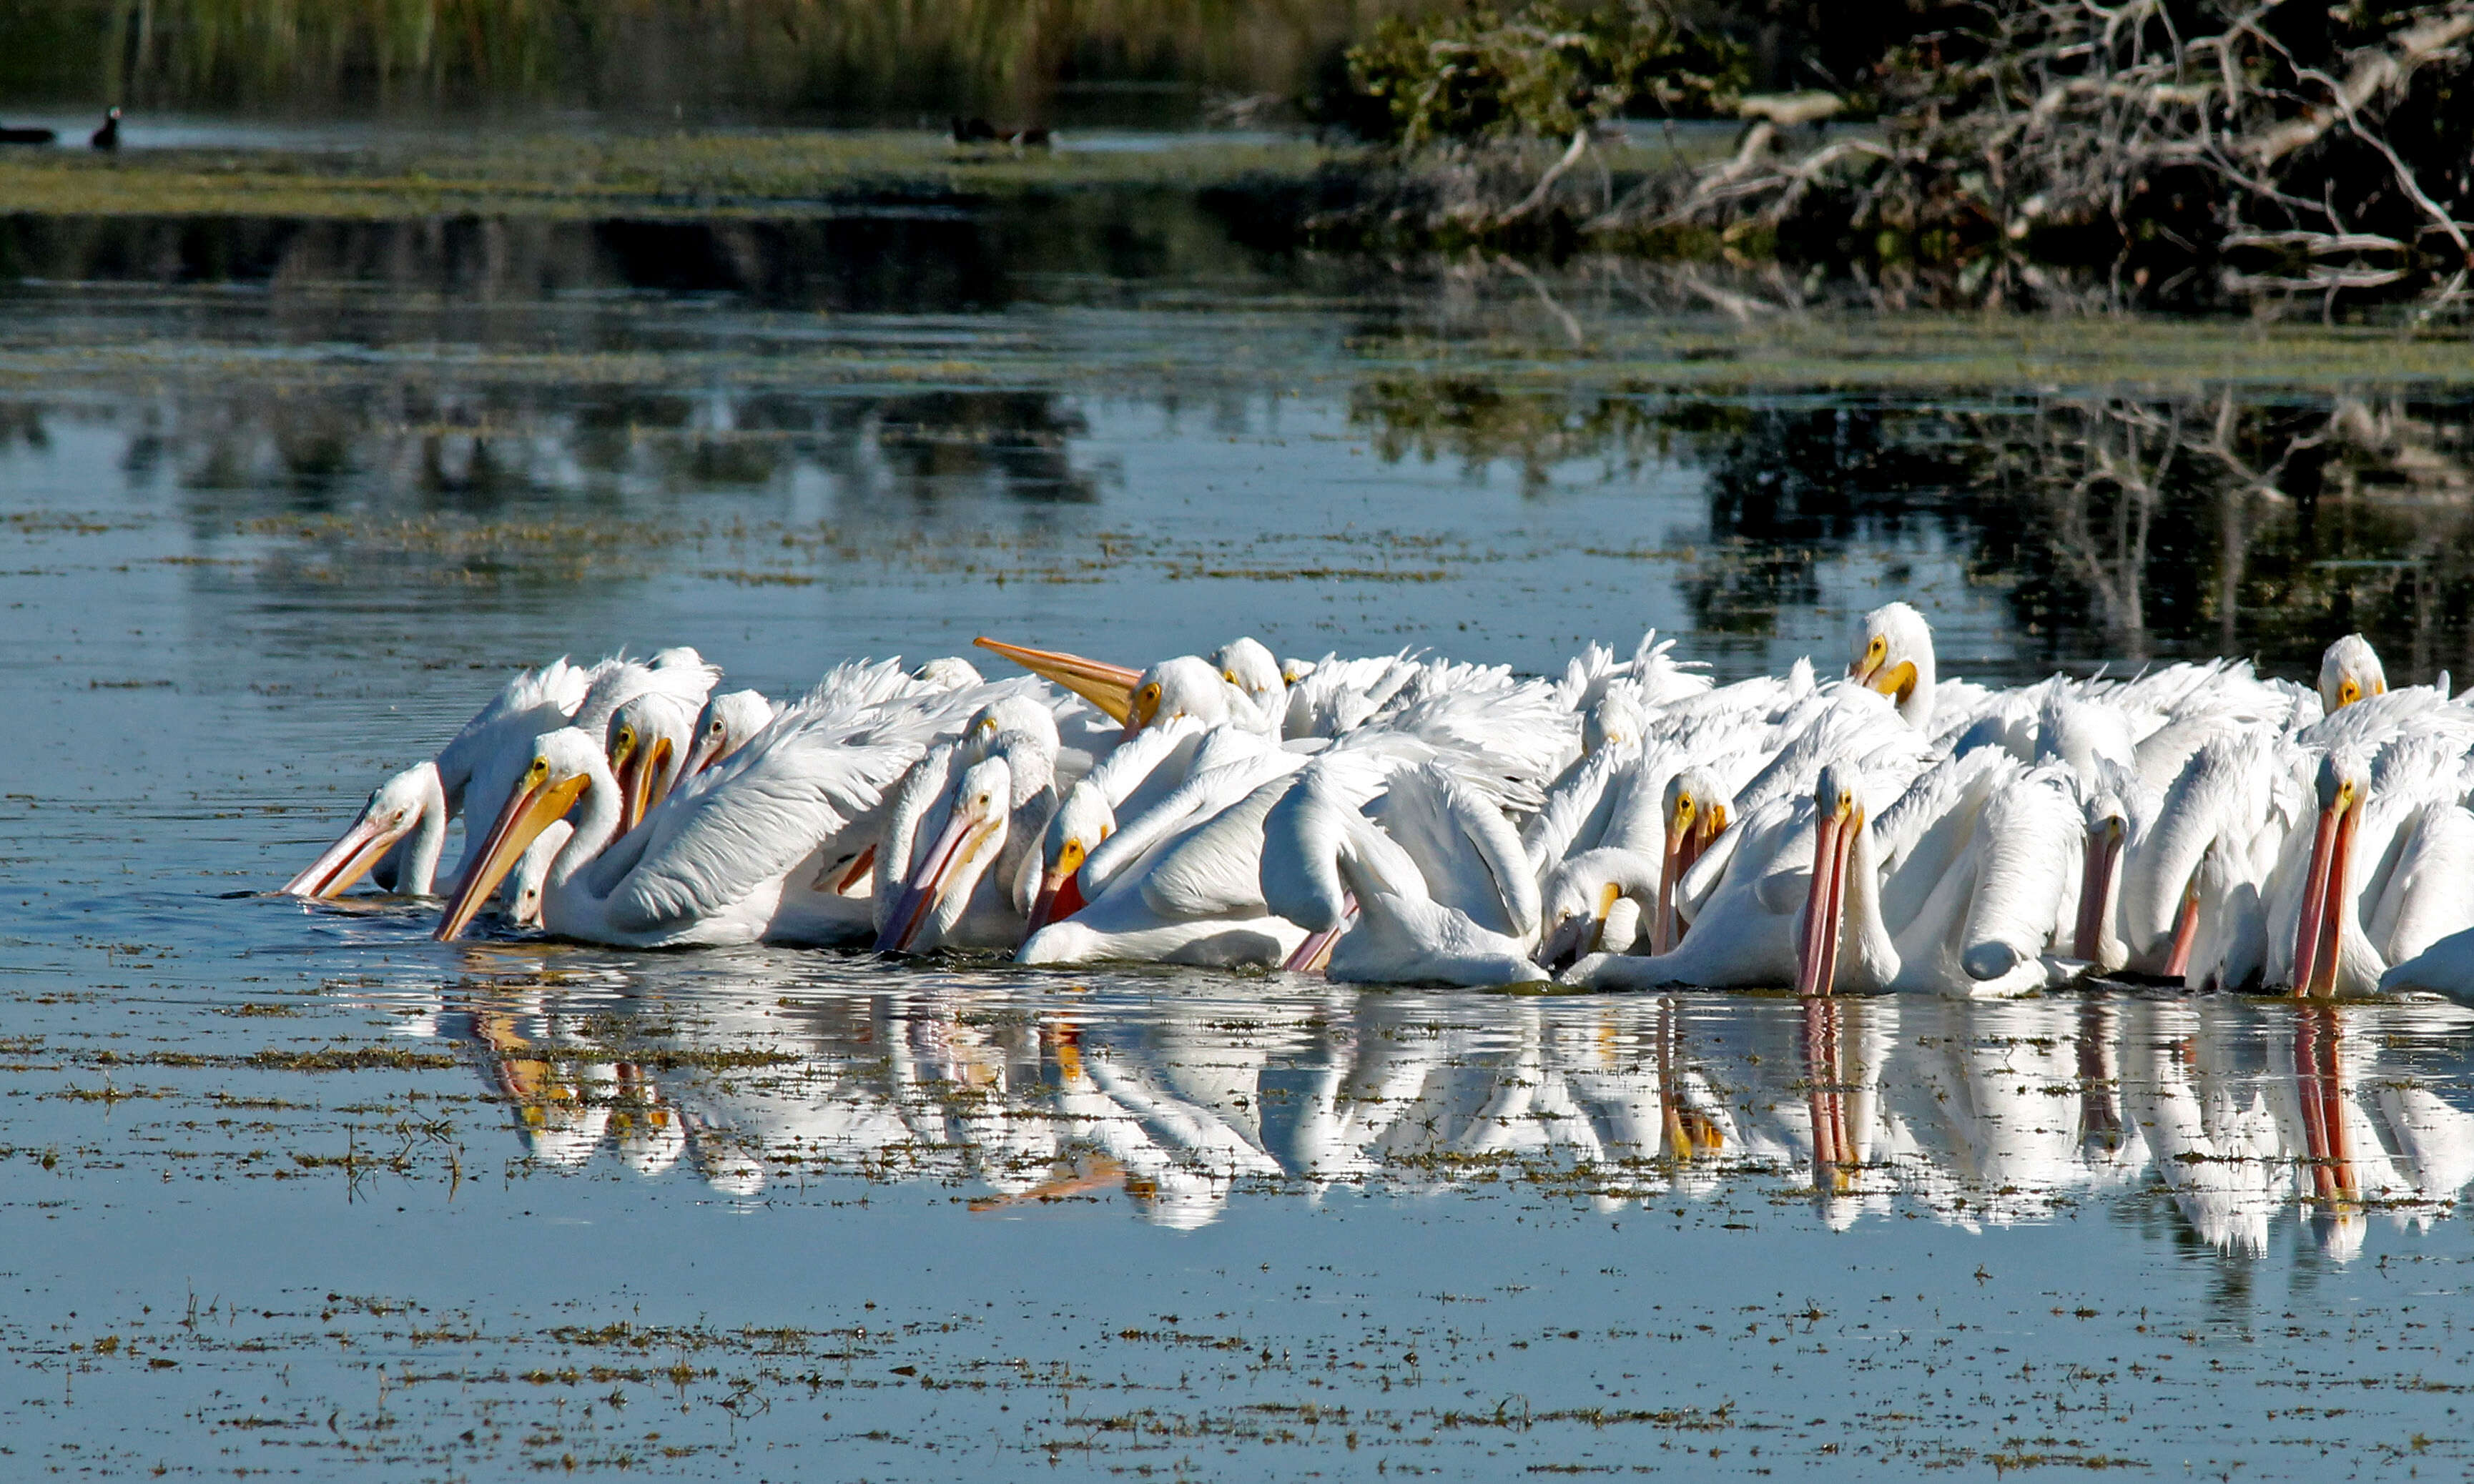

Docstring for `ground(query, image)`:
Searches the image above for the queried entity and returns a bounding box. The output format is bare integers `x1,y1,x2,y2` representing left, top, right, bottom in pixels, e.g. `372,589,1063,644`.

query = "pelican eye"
529,759,549,779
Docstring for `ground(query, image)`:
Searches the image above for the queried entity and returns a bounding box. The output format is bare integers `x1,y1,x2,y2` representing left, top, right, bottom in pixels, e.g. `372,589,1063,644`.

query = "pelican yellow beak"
1866,659,1918,706
973,638,1140,723
282,811,412,899
433,766,588,941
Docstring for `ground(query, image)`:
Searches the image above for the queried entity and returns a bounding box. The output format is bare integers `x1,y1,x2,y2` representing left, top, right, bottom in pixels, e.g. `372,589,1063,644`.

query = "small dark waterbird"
0,124,56,145
91,107,120,151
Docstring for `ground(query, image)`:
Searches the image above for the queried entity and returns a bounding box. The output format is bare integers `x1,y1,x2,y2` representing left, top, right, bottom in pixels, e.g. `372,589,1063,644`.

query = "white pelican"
433,666,984,946
1568,747,2078,997
2270,739,2474,996
872,698,1062,953
282,657,594,899
1534,763,1733,968
1259,761,1545,987
1014,723,1304,964
433,648,721,902
2319,633,2388,713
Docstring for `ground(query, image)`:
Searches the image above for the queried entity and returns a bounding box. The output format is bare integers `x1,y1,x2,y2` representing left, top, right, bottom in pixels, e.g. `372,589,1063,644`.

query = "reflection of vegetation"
1349,374,1674,493
1348,369,2474,677
877,392,1100,504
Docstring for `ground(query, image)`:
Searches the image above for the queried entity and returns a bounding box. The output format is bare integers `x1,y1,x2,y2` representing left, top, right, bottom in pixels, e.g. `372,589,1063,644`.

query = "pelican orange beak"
433,767,589,941
973,638,1140,723
2160,866,2202,979
1281,894,1359,975
2290,786,2360,998
281,810,412,899
1793,796,1861,997
2074,813,2125,964
1022,839,1092,941
874,798,1002,954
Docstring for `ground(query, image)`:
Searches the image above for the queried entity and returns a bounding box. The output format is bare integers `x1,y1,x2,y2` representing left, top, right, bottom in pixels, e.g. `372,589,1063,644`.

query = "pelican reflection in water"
406,972,2474,1249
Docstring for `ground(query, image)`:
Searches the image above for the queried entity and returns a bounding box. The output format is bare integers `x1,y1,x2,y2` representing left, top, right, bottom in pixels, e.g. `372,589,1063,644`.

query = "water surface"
8,211,2474,1478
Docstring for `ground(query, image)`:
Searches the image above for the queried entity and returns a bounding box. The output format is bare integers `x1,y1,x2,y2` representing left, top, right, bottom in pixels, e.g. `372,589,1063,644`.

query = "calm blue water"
8,250,2474,1478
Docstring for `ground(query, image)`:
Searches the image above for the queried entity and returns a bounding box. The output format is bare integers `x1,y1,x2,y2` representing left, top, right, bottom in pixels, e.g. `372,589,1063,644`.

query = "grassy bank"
0,129,1334,219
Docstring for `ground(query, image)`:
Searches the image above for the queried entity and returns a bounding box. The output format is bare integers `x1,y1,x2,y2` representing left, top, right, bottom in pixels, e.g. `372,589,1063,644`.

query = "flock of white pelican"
283,608,2474,1000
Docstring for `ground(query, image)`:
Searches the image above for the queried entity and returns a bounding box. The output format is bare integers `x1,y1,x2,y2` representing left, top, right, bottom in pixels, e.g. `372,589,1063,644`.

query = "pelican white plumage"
872,697,1063,953
433,663,997,946
1259,761,1545,987
1017,767,1309,969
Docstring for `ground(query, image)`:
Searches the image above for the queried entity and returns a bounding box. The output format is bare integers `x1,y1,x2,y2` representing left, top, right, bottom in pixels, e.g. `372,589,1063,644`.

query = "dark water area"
10,179,2474,1477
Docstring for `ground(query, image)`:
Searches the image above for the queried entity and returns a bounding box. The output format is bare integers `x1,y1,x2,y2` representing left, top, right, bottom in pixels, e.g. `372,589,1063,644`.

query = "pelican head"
1261,771,1361,973
506,820,572,929
1793,763,1866,996
605,692,694,839
1849,601,1937,727
913,655,984,690
874,755,1013,955
1125,656,1233,740
1024,780,1115,940
282,762,444,899
965,696,1060,761
683,689,777,777
1211,636,1286,733
1655,768,1733,954
434,729,602,941
1584,688,1648,755
2290,748,2370,998
2317,634,2387,714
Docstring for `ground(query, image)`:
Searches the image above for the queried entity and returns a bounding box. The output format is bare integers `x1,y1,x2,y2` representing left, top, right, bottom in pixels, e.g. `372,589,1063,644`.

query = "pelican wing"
593,688,950,934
